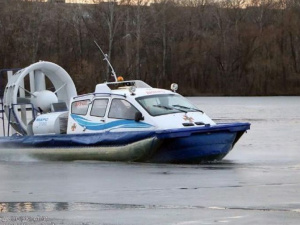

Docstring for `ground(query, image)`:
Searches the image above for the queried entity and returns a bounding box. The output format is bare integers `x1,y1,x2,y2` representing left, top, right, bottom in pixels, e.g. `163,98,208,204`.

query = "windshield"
136,94,200,116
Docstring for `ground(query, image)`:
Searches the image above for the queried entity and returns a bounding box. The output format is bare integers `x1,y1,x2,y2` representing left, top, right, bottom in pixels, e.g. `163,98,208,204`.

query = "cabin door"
68,97,109,134
105,98,140,131
83,98,110,132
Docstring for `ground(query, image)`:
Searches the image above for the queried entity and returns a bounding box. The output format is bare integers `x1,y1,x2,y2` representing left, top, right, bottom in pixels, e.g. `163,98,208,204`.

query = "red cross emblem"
71,123,77,131
183,115,194,123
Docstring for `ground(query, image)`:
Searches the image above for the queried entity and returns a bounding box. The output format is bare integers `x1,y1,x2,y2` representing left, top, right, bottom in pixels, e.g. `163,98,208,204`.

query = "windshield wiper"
153,104,173,110
153,105,187,113
172,105,204,113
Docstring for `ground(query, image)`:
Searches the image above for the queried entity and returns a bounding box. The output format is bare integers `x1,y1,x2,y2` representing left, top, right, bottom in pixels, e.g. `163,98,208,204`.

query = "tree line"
0,0,300,95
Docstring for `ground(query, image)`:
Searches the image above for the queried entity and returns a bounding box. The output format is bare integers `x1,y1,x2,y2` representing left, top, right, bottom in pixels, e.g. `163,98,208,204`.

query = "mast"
94,40,118,82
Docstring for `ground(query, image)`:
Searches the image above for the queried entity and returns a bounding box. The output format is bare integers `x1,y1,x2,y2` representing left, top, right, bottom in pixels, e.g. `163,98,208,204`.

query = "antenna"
94,40,118,82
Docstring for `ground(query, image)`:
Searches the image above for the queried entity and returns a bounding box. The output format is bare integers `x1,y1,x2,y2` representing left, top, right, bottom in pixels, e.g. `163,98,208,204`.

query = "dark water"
0,97,299,225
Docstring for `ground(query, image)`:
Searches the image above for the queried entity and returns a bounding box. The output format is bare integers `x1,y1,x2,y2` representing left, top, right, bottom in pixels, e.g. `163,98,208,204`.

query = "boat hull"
0,123,250,163
150,132,238,163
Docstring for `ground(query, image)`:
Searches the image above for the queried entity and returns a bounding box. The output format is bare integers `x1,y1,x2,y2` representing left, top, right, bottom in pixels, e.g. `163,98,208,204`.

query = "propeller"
3,61,77,135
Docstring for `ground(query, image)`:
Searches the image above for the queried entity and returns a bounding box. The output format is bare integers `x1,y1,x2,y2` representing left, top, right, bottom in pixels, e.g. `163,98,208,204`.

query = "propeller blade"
18,85,36,97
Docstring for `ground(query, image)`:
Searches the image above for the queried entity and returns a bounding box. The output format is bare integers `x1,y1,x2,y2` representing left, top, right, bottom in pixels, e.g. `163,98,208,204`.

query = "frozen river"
0,97,300,224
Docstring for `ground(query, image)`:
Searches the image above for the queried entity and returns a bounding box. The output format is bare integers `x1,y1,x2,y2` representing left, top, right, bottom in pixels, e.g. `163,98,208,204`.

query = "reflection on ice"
190,97,300,164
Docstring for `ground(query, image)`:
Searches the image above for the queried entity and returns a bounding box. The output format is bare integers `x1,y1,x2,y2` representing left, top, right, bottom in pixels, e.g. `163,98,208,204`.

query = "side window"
71,100,90,115
108,99,138,120
90,99,109,117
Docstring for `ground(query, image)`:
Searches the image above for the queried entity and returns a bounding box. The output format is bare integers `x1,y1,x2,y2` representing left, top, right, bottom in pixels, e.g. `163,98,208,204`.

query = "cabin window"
71,100,90,115
108,99,138,120
90,99,109,117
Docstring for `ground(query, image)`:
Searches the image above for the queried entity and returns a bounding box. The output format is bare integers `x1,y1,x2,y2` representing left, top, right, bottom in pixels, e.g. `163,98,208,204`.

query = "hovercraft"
0,59,250,163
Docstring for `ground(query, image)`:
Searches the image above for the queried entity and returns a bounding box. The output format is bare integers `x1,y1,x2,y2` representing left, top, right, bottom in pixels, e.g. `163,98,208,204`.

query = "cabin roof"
73,80,174,101
95,80,151,93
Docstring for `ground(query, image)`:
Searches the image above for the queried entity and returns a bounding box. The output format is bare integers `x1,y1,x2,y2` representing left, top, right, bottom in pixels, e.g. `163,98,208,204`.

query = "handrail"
0,68,22,136
0,68,22,73
0,98,5,136
73,92,126,100
7,103,37,136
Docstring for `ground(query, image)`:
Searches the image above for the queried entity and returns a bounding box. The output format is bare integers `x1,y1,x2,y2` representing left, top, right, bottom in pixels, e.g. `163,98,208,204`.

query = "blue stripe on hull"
71,114,153,130
149,132,237,163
